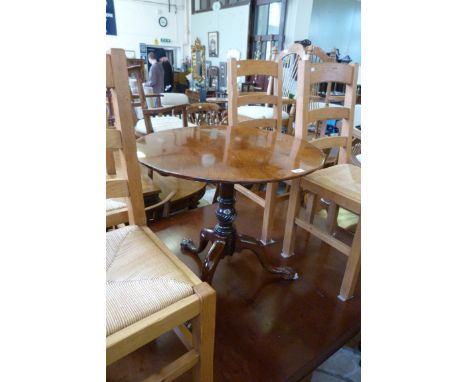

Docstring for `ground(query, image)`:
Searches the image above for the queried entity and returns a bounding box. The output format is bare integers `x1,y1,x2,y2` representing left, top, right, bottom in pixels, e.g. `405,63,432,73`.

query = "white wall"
190,4,251,67
105,0,189,67
284,0,313,47
309,0,361,63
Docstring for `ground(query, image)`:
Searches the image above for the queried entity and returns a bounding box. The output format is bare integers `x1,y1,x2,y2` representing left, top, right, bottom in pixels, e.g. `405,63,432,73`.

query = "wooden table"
137,126,324,283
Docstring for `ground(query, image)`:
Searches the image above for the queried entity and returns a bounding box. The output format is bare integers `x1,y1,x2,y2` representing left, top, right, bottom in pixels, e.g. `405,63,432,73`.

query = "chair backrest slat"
106,128,123,149
107,179,130,199
237,94,278,107
308,107,350,123
106,48,146,226
309,63,354,85
296,59,358,163
235,60,278,77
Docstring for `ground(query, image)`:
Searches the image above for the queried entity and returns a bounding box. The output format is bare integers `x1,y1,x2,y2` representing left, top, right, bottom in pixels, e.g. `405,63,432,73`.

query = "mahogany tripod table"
137,126,325,283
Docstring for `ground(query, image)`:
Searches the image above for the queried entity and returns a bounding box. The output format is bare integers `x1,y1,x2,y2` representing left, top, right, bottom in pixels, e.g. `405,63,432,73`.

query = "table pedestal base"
181,183,298,284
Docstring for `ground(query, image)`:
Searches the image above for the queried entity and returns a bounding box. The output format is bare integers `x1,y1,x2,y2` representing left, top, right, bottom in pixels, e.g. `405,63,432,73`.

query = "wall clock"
159,16,168,28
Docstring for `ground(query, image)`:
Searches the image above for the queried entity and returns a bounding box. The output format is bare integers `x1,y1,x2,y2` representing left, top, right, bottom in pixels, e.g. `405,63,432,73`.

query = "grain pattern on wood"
137,127,324,184
308,107,350,123
141,350,199,382
109,48,146,225
193,283,216,382
308,62,354,85
236,59,278,77
106,128,123,149
106,295,200,365
237,94,279,107
106,179,129,199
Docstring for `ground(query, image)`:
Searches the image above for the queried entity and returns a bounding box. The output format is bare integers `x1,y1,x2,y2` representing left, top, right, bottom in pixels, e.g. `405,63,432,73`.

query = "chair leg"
281,178,302,258
303,192,318,242
338,217,361,301
326,202,339,234
260,182,278,244
106,149,116,175
192,283,216,382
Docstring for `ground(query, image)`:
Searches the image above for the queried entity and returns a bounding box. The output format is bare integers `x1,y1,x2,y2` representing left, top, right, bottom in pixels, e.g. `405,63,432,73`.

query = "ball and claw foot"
180,238,198,253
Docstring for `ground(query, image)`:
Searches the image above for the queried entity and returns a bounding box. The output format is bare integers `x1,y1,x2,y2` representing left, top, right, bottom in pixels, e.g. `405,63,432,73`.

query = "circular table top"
136,126,325,184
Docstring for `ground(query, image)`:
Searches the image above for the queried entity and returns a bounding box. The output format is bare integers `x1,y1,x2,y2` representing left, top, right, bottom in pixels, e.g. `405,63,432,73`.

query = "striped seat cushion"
106,225,194,336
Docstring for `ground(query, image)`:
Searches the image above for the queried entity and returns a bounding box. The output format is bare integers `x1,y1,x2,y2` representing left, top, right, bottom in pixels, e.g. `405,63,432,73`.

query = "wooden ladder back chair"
130,65,189,136
282,59,361,301
106,86,175,228
106,48,216,381
227,57,285,243
303,45,342,138
227,57,283,131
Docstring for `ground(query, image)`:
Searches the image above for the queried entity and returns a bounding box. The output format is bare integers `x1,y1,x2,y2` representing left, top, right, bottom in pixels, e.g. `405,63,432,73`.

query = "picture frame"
208,31,219,58
219,61,227,88
205,60,212,86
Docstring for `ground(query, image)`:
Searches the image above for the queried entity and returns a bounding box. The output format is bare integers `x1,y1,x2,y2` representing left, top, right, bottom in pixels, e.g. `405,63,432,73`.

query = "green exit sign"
160,38,171,43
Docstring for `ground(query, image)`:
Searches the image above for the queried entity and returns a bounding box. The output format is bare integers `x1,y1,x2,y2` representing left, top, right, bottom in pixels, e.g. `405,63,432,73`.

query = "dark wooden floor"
107,192,361,382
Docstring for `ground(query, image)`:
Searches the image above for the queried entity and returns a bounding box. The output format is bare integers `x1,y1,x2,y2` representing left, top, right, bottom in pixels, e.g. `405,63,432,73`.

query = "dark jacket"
161,61,173,92
145,62,164,94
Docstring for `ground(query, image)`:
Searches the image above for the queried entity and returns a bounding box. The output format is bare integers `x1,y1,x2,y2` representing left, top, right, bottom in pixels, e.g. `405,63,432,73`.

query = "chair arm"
145,190,177,217
143,104,190,116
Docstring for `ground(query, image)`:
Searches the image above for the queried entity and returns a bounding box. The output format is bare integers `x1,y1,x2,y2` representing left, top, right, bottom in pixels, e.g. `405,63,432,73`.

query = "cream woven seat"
305,164,360,206
106,225,194,336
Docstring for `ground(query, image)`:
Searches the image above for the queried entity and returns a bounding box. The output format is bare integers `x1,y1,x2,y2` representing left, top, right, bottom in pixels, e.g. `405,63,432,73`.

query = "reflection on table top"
136,126,325,184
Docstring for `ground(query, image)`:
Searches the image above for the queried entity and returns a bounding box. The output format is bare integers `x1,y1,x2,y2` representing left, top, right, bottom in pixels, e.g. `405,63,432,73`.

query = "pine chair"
227,57,285,243
282,59,360,301
106,48,216,381
237,43,309,135
129,65,193,137
106,87,175,225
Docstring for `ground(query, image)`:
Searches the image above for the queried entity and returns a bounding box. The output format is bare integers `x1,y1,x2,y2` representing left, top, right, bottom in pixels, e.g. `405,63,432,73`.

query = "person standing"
145,52,164,94
159,55,174,92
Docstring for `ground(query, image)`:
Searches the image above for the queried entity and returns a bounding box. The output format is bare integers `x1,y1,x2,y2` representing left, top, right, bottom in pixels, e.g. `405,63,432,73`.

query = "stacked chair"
282,58,361,301
106,48,216,381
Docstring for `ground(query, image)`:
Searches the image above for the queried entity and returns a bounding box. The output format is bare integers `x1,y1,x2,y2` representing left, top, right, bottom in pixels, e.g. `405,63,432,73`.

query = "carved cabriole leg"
201,241,226,284
181,228,216,254
236,234,298,280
